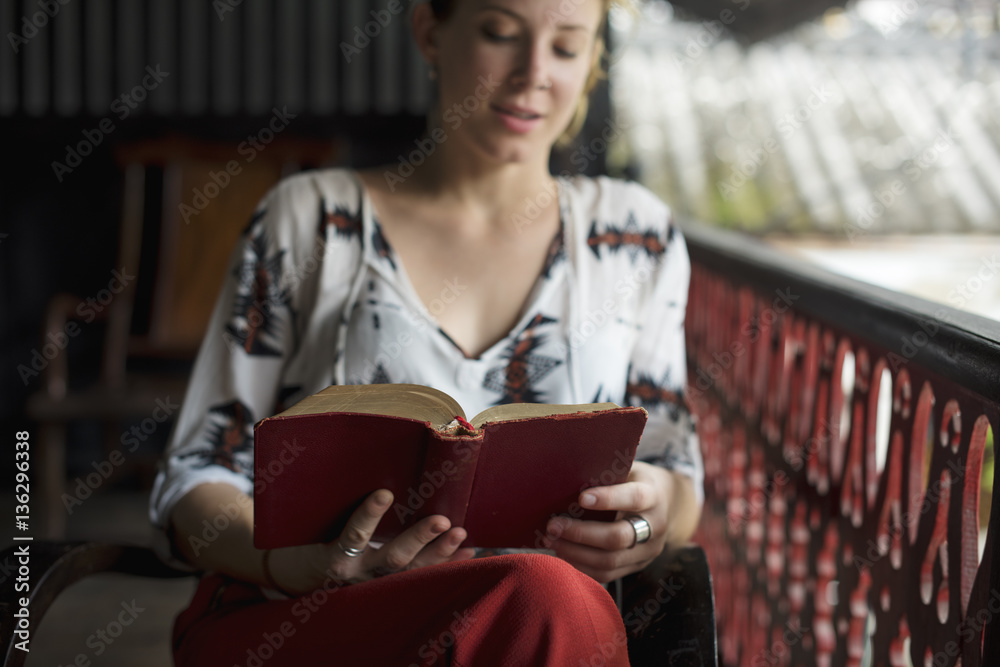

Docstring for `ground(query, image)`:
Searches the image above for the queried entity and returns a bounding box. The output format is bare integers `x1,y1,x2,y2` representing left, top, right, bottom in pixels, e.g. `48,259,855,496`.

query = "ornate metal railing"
682,222,999,667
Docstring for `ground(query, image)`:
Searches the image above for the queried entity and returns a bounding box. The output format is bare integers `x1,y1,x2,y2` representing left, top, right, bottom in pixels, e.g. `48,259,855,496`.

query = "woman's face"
428,0,603,165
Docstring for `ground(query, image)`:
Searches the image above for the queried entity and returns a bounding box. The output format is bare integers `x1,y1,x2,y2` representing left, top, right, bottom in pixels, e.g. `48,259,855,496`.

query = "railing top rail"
679,220,1000,404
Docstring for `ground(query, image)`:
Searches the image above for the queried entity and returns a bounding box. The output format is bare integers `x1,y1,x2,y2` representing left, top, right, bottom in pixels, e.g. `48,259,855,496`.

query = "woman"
150,0,703,664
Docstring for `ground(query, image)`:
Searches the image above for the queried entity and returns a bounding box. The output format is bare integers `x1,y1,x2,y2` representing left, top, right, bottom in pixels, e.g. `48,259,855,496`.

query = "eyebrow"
479,5,591,31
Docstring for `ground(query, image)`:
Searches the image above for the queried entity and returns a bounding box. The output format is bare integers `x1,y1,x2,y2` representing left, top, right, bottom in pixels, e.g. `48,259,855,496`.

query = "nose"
507,40,551,91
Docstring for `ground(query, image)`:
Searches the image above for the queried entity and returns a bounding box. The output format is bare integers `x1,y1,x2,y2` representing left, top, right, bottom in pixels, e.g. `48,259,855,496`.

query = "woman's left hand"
540,461,674,584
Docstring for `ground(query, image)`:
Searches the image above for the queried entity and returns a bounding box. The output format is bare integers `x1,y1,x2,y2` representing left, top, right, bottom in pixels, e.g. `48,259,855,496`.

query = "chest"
389,218,561,360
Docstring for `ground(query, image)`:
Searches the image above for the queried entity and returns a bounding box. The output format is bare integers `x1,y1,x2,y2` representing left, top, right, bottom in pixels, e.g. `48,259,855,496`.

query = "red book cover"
253,396,647,550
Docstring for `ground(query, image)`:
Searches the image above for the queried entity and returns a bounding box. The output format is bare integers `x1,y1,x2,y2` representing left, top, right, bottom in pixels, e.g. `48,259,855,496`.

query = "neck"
400,134,558,234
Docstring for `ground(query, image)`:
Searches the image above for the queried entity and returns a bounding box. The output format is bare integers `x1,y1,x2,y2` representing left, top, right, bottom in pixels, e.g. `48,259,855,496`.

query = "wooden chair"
0,541,717,666
25,136,339,537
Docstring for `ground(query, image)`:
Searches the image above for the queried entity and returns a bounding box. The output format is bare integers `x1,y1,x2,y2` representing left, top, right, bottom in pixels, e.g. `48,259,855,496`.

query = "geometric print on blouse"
149,169,706,569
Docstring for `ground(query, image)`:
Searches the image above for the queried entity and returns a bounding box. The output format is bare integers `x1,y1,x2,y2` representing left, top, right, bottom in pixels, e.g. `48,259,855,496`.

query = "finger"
448,548,478,563
376,515,451,572
579,481,657,513
544,516,637,551
546,539,647,583
562,559,640,585
412,528,475,567
411,527,464,565
338,489,394,553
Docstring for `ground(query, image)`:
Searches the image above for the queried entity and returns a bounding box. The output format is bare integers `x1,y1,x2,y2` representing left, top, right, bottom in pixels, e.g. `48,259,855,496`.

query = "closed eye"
482,27,517,42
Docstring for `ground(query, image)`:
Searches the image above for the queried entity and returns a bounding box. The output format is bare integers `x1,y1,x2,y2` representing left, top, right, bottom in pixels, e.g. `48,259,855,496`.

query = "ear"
411,2,441,69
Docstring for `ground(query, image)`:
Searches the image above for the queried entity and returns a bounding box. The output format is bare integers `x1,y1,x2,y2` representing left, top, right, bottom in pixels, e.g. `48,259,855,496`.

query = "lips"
491,103,543,120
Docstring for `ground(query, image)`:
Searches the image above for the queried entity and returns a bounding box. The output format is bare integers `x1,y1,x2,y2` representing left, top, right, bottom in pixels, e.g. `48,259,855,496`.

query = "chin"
491,143,537,164
472,129,556,166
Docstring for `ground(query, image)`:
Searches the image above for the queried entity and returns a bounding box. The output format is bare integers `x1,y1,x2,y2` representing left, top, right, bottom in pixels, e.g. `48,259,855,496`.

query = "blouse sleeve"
148,183,312,567
624,219,705,506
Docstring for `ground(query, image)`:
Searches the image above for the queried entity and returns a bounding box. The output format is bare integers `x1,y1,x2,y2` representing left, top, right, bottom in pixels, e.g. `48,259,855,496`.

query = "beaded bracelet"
261,549,295,597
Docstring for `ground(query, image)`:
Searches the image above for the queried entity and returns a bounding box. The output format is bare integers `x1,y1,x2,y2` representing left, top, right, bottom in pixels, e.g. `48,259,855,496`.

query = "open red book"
253,384,647,550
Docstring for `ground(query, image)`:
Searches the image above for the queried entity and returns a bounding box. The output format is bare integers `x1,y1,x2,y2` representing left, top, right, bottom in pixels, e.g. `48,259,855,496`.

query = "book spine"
408,429,482,530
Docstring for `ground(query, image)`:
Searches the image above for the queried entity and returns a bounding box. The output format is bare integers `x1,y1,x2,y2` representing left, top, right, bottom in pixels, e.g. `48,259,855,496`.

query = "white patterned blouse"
148,168,704,580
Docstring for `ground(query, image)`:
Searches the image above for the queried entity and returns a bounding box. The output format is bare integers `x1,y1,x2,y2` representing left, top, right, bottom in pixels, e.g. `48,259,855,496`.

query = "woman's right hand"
266,488,476,595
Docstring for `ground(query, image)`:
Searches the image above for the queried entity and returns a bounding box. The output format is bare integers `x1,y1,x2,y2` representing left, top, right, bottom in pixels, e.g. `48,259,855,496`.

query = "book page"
470,402,620,429
277,384,466,429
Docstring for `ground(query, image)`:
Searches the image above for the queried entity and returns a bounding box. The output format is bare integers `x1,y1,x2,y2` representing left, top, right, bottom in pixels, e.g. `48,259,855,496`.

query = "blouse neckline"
349,170,572,364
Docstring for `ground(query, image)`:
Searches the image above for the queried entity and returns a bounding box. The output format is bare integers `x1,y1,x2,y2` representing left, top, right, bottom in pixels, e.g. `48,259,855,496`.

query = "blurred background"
609,0,1000,319
0,0,997,664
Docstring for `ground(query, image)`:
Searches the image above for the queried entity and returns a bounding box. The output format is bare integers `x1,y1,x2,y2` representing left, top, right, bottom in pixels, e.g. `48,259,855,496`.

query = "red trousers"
173,553,631,666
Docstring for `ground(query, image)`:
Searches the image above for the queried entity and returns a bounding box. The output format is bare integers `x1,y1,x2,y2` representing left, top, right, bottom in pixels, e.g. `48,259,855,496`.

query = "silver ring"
540,80,552,90
626,515,651,548
337,541,366,558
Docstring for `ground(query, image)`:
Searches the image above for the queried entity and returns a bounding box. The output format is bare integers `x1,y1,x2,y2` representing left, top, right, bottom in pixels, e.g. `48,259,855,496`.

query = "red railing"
682,223,999,667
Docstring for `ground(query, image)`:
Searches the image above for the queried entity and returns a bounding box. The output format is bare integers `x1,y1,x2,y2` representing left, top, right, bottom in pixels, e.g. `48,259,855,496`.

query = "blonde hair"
426,0,616,148
557,3,612,148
